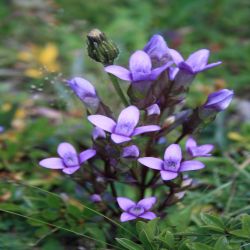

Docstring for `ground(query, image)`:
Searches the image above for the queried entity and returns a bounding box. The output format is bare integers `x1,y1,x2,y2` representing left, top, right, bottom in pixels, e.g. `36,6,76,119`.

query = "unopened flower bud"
122,145,140,158
143,34,172,67
87,29,119,65
68,77,100,113
146,104,161,116
92,127,106,140
203,89,234,111
90,194,102,203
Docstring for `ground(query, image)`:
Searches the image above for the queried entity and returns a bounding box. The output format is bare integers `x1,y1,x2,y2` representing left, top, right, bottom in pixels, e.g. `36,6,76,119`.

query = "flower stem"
108,74,129,106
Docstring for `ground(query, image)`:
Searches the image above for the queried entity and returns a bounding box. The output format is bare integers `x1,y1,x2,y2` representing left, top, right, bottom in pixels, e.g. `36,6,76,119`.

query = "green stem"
108,74,129,106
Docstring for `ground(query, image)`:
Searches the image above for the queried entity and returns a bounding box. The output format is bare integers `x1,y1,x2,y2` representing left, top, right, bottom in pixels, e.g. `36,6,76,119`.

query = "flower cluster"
39,31,233,222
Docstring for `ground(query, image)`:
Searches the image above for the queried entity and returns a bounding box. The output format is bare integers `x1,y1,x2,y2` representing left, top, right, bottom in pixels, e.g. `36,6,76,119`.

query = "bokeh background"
0,0,249,249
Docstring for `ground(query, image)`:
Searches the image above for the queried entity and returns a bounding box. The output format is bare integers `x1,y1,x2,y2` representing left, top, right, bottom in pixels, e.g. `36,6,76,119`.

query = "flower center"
163,159,179,172
115,122,133,136
63,153,79,168
128,205,145,216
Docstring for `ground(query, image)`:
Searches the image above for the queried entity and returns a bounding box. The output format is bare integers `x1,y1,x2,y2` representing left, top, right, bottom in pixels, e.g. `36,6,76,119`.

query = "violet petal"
160,170,178,181
120,212,137,222
186,49,210,72
115,106,139,136
129,50,152,74
179,160,205,172
39,157,64,169
79,149,96,164
139,212,156,220
111,133,131,144
88,115,116,133
117,197,136,211
62,166,80,174
138,157,163,170
105,65,132,81
164,144,182,164
137,197,156,210
133,125,160,136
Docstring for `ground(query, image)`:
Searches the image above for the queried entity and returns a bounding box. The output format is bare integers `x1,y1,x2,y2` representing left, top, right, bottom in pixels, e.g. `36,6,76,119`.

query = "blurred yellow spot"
25,68,42,78
228,132,245,142
18,51,33,61
38,43,60,71
2,103,12,112
18,43,60,78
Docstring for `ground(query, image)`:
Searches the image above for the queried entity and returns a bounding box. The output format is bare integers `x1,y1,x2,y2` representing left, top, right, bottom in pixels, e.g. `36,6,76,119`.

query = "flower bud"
146,104,161,116
90,194,102,203
68,77,100,113
122,145,140,158
87,29,119,65
92,127,106,140
144,34,172,67
203,89,234,111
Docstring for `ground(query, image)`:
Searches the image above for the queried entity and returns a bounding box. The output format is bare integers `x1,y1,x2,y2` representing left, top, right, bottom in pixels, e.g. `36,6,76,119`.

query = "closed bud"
68,77,100,113
87,29,119,65
203,89,234,112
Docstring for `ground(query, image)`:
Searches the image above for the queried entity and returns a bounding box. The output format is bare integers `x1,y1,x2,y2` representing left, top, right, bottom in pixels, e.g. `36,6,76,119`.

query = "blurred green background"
0,0,249,249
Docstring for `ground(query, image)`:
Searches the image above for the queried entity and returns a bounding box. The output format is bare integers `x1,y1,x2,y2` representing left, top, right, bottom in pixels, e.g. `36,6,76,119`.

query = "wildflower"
39,142,96,174
122,145,140,158
117,197,157,222
203,89,234,111
68,77,100,112
138,144,204,181
169,48,222,75
186,137,214,158
146,104,161,116
88,105,160,144
105,50,172,82
143,35,172,66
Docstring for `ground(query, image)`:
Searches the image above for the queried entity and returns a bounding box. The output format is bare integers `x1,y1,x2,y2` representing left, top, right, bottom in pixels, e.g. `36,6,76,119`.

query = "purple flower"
68,77,100,112
186,137,214,158
169,48,222,75
39,142,96,174
146,104,161,116
203,89,234,111
90,194,102,203
138,144,204,181
92,127,106,140
88,105,160,144
122,145,140,158
117,197,157,222
143,35,172,66
105,50,172,82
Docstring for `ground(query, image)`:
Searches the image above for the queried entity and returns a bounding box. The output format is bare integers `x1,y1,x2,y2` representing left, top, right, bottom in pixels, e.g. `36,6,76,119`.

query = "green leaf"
116,238,143,250
200,213,225,232
241,214,250,236
157,230,174,248
187,242,214,250
214,237,229,250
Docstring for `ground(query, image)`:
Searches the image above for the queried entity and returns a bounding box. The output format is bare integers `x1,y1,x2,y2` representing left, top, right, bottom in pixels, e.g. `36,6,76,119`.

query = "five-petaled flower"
138,144,204,181
117,197,157,222
186,137,214,158
169,48,222,76
88,105,160,144
105,50,172,82
203,89,234,111
39,142,96,174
